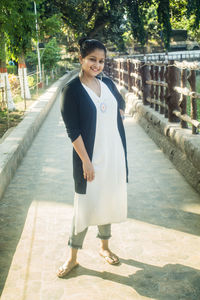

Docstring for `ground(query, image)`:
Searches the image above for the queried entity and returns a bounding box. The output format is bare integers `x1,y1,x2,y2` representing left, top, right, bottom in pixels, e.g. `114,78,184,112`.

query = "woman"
57,38,128,278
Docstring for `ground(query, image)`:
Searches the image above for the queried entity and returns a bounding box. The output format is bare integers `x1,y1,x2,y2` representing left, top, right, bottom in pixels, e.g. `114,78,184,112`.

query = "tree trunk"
18,53,31,99
0,31,15,111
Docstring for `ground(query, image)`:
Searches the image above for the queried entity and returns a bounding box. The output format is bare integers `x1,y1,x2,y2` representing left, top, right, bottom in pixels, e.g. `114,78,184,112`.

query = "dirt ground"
0,100,36,140
0,75,62,140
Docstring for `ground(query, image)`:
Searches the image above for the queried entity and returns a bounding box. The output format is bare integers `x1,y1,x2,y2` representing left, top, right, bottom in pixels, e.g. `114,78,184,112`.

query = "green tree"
50,0,127,51
6,1,37,63
26,38,61,71
0,0,13,67
41,38,61,70
187,0,200,29
170,0,200,43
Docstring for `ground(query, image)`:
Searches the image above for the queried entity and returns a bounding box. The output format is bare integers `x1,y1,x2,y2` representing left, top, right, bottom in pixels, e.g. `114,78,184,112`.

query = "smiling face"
79,48,105,78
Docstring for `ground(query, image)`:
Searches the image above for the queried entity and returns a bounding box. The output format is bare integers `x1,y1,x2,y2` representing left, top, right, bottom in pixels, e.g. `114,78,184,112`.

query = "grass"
0,109,24,138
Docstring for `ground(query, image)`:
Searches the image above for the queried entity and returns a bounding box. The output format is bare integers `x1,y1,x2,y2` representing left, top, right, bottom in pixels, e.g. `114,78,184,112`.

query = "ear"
79,55,83,64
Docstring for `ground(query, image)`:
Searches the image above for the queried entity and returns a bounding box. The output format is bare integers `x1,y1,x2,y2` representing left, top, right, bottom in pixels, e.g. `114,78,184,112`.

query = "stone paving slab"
0,91,200,299
0,69,79,201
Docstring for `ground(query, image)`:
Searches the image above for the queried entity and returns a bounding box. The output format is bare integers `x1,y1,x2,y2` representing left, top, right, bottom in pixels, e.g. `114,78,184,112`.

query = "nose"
94,61,101,69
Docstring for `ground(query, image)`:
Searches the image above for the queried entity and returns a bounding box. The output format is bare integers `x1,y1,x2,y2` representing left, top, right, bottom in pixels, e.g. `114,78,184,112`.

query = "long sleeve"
60,84,81,142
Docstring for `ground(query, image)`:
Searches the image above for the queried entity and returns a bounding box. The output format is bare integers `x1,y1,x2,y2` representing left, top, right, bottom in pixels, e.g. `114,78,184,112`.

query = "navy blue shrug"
60,75,128,194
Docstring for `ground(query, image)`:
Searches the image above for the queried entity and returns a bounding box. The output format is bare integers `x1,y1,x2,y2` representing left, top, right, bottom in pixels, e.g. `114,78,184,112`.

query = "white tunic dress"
73,79,127,234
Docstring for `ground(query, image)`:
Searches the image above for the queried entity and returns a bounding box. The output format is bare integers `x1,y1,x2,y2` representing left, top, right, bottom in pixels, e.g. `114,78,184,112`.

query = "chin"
93,71,101,76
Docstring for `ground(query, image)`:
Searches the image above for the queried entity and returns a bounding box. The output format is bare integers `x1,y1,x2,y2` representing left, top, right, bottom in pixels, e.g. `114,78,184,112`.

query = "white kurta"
73,79,127,234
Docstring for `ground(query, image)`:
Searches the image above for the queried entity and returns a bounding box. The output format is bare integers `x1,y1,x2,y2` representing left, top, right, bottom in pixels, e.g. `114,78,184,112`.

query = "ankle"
100,247,110,251
68,248,78,262
67,257,77,263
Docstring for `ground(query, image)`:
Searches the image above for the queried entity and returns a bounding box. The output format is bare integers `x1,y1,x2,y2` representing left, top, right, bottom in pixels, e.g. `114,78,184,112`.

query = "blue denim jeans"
68,217,112,249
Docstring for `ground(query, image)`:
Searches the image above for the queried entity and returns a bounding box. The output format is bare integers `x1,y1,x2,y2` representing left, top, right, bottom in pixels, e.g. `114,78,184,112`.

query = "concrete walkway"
0,92,200,300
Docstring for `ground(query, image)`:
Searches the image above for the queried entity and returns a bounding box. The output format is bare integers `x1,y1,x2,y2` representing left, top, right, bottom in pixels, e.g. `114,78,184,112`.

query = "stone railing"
104,58,200,134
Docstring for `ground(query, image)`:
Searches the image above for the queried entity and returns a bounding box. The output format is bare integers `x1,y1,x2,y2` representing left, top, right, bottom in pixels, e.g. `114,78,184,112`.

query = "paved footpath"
1,92,200,300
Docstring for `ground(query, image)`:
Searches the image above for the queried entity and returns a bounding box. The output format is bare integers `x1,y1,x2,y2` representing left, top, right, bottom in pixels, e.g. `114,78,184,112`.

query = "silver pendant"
100,102,107,113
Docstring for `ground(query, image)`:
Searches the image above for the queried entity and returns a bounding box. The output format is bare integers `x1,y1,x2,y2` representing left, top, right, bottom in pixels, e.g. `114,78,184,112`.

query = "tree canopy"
45,0,200,51
1,0,200,65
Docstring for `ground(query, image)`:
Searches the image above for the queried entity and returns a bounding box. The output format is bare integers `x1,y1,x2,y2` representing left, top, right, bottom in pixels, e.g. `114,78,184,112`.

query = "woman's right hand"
82,159,95,182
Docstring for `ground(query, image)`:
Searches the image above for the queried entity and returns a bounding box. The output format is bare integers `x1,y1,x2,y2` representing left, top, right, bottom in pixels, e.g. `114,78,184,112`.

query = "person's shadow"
62,258,200,300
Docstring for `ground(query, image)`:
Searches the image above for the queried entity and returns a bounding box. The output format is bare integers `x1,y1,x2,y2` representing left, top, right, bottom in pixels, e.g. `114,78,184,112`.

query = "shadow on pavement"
127,197,200,236
62,258,200,300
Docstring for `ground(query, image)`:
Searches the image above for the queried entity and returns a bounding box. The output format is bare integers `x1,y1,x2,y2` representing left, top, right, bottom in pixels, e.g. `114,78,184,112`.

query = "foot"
99,249,120,265
57,260,79,278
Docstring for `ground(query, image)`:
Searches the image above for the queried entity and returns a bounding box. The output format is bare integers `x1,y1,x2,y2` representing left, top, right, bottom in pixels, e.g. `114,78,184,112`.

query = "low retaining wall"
0,69,78,200
125,92,200,194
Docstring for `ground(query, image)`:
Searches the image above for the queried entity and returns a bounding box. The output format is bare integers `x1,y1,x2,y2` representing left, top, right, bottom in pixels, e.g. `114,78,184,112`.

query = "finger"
85,173,90,181
87,174,93,182
89,174,95,181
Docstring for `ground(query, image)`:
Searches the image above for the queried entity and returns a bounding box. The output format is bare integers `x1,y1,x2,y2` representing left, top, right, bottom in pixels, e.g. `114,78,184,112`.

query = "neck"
79,71,96,84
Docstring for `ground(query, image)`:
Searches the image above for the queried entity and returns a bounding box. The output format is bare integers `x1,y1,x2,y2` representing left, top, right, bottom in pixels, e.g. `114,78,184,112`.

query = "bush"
28,75,35,88
7,65,17,75
8,74,20,91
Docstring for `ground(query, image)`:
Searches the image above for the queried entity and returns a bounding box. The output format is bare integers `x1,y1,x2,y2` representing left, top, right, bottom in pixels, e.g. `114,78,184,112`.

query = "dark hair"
78,37,107,58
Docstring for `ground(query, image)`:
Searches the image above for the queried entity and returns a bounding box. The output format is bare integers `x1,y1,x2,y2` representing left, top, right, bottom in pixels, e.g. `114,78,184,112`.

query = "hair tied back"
78,37,89,48
78,37,107,58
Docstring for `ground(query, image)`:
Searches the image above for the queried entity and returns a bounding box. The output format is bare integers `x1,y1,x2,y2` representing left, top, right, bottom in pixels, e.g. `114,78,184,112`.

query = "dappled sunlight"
0,199,74,299
125,217,200,270
42,166,64,174
56,133,66,138
126,117,200,237
180,203,200,215
1,88,200,299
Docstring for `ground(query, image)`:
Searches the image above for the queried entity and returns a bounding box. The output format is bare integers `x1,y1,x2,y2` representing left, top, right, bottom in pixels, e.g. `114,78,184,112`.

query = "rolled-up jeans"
68,216,112,249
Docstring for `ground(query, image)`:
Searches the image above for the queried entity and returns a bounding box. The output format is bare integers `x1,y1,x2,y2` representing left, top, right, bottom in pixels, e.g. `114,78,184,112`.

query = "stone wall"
121,88,200,194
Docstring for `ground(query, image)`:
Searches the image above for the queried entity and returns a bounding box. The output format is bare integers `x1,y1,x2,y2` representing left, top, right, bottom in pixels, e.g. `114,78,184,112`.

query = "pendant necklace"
95,78,107,113
80,75,107,113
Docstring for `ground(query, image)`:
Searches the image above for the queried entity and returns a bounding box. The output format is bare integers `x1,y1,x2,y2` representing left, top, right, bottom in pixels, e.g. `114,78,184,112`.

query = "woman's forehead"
87,49,105,58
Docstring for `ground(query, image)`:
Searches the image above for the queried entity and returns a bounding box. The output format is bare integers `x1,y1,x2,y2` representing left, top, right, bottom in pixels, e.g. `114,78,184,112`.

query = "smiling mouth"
91,68,99,72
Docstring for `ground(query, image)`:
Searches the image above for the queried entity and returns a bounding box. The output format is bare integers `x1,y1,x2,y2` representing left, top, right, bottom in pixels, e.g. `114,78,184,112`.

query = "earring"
80,68,84,77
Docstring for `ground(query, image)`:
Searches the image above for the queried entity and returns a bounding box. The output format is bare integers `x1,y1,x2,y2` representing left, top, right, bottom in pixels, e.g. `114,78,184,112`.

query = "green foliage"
26,51,38,67
51,0,174,50
27,75,35,88
1,0,200,63
157,0,171,49
38,14,63,41
0,32,6,62
7,65,17,74
187,0,200,29
51,0,127,51
26,38,61,71
41,38,61,70
6,0,37,58
125,0,149,47
169,0,200,43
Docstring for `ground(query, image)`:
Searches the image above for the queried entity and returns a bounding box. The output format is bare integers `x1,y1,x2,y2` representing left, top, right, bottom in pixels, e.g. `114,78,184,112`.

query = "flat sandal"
99,251,120,265
57,262,79,278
